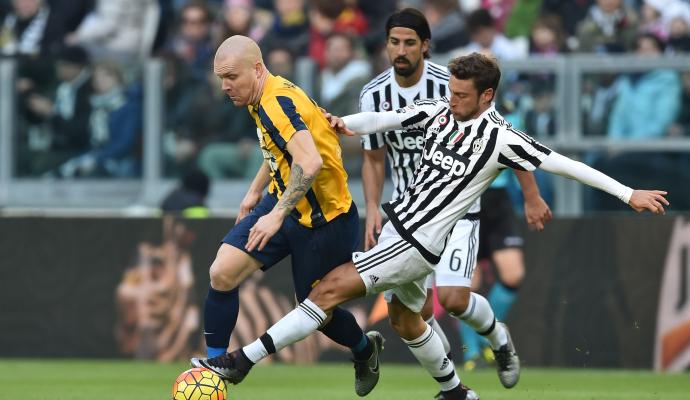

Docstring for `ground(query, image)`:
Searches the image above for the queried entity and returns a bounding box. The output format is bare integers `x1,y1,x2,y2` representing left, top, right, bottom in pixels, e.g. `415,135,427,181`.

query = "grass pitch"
1,359,688,399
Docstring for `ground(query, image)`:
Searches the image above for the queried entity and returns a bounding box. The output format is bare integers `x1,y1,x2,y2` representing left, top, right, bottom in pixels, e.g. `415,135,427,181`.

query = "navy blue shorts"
223,193,359,301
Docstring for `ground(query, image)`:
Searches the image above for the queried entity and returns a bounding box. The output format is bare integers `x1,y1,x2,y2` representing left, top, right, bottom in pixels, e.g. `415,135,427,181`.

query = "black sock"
203,286,240,352
318,307,372,360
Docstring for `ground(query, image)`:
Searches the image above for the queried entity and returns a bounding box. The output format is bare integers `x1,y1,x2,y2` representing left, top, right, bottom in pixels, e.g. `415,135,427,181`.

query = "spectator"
65,0,160,61
190,71,262,179
23,46,92,174
0,0,58,56
319,32,371,116
161,168,211,217
456,8,527,60
666,71,690,137
576,0,639,53
608,33,681,139
307,0,369,68
260,0,309,56
160,53,198,176
421,0,469,54
59,60,142,178
665,1,690,52
265,42,295,81
581,73,619,136
541,0,592,40
214,0,267,46
639,0,668,40
165,1,214,82
523,82,557,139
479,0,516,33
530,14,568,56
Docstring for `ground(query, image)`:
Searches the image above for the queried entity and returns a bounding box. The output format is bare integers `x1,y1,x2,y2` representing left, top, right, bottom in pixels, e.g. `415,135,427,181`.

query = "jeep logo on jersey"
389,132,425,151
422,141,470,177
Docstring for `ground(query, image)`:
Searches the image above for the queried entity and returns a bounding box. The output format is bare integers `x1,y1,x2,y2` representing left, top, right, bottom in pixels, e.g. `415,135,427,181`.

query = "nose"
221,78,231,91
396,43,406,56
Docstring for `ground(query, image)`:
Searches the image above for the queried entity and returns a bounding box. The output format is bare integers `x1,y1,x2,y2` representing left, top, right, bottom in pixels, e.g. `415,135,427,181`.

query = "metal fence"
1,55,690,215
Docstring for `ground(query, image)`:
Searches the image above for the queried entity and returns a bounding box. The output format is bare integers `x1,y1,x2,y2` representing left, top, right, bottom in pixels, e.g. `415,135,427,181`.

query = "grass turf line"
1,360,688,399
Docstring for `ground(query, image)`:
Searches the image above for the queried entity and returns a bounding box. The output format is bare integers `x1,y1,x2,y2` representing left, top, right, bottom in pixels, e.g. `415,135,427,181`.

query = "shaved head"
214,35,269,107
215,35,264,68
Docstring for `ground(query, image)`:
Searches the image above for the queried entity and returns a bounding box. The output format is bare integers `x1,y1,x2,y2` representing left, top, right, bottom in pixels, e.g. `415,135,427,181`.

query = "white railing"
1,55,689,215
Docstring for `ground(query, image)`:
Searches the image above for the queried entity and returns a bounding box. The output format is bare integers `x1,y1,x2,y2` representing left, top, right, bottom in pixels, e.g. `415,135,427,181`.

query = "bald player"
191,36,384,397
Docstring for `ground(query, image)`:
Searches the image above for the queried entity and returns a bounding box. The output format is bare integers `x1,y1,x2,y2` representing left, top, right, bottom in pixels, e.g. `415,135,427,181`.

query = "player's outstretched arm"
539,152,669,214
326,111,403,136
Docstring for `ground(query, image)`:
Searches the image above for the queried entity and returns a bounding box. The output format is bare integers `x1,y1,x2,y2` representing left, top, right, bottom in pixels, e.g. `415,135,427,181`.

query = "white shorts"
352,222,435,313
425,218,480,289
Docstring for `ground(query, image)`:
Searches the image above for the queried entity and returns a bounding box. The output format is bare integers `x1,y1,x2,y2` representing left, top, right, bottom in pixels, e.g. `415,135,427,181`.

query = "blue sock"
488,282,517,321
318,307,371,360
459,320,482,361
203,286,240,357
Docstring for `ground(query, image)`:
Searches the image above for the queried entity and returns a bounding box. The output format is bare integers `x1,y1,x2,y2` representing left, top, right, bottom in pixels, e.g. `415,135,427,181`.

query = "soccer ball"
172,367,227,400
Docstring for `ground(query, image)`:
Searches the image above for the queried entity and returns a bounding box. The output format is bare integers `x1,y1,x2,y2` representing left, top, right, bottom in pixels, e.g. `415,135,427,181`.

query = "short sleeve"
259,95,308,150
358,89,385,150
396,98,447,131
497,127,553,171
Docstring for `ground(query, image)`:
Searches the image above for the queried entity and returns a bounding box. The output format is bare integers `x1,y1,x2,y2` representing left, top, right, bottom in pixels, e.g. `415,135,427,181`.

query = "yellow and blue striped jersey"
248,74,352,228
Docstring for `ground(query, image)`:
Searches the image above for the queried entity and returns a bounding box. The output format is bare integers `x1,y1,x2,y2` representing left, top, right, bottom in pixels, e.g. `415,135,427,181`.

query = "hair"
182,168,210,198
447,53,501,98
180,0,213,24
326,31,356,50
636,32,665,52
385,8,431,59
467,9,494,34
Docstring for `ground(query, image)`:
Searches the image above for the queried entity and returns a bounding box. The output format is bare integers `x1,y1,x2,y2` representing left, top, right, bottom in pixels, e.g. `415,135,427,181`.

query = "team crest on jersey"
472,138,487,153
381,101,391,111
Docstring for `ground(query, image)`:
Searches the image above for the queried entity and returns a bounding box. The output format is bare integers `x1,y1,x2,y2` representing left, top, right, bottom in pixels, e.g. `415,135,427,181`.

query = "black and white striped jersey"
382,99,552,264
359,61,452,200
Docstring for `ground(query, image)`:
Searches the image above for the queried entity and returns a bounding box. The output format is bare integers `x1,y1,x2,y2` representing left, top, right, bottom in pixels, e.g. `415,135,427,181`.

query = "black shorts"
224,193,359,301
478,188,523,260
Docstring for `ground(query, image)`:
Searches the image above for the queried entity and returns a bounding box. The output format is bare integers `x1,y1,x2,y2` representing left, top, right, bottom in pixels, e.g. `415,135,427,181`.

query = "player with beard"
196,52,668,400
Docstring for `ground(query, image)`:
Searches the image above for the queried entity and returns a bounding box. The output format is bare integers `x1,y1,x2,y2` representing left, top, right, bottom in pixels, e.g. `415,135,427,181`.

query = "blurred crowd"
3,0,690,207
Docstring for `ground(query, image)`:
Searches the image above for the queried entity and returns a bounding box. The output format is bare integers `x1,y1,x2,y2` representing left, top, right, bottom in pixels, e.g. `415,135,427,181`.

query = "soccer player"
197,53,668,400
359,8,551,389
191,36,383,397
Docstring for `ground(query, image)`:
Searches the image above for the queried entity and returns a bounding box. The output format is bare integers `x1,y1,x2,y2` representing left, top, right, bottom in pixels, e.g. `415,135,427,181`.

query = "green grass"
1,360,688,399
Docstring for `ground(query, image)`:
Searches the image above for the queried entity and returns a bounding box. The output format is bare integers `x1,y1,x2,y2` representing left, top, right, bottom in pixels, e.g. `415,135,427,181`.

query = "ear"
481,88,495,105
422,39,430,56
255,62,262,78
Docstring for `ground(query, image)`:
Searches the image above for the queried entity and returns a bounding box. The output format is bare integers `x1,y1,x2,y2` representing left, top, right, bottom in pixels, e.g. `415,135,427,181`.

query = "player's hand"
325,113,356,137
246,211,284,252
364,206,383,250
628,190,669,214
523,195,552,231
237,190,262,224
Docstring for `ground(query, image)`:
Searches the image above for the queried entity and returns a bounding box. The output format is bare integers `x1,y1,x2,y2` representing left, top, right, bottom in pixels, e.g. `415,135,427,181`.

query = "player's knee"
309,279,340,313
499,267,524,288
388,314,415,338
209,259,242,291
438,291,471,316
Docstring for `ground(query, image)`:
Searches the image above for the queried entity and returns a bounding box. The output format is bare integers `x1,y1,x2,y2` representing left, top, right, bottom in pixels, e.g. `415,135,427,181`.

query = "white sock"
426,316,451,356
403,323,460,392
242,299,326,363
458,292,507,350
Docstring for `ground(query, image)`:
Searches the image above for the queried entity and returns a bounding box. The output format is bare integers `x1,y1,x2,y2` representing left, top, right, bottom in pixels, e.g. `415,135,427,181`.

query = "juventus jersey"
359,61,455,201
382,99,553,263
